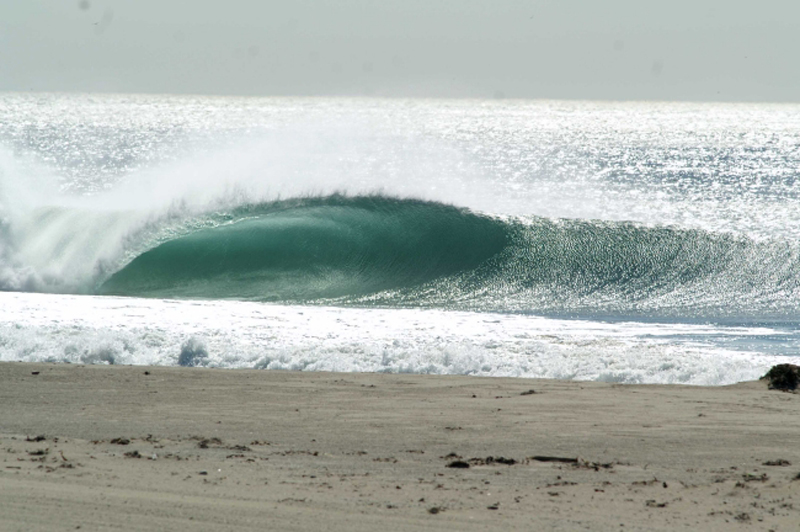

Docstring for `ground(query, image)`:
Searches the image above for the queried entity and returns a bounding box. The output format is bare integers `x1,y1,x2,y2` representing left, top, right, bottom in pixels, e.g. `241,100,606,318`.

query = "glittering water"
1,93,798,383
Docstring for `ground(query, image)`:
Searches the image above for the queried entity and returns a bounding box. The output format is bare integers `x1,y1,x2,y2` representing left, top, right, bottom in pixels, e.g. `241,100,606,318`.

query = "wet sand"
1,362,799,531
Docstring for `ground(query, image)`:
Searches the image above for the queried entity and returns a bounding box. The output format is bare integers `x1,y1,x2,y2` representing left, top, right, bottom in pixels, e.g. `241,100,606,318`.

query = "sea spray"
178,336,209,367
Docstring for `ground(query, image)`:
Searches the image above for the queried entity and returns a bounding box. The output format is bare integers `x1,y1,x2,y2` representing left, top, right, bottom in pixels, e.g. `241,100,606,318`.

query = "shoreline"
2,362,799,530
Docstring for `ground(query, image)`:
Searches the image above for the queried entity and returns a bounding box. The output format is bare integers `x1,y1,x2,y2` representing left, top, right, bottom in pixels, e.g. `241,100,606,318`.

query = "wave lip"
99,195,510,300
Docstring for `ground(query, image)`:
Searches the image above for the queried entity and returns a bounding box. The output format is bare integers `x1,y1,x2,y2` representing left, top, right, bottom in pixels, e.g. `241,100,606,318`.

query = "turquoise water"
93,194,800,323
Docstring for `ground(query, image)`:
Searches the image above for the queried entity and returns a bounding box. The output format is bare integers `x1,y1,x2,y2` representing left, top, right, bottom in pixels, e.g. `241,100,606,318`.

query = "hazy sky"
1,0,798,102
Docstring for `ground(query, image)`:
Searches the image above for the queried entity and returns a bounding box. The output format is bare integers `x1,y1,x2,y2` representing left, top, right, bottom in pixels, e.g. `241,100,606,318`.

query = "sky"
1,0,798,102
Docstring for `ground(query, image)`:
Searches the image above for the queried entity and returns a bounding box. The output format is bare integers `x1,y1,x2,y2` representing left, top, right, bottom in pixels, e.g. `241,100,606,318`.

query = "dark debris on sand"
763,459,791,467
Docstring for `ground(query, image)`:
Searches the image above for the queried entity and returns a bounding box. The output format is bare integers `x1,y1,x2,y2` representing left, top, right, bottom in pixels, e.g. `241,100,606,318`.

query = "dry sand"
1,362,799,531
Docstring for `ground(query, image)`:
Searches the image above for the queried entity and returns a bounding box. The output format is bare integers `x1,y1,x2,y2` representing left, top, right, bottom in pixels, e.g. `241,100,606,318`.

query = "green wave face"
98,194,800,319
99,196,510,300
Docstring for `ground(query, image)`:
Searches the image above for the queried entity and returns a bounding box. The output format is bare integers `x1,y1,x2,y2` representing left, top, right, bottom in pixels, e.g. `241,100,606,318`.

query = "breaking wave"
90,195,800,320
99,195,509,300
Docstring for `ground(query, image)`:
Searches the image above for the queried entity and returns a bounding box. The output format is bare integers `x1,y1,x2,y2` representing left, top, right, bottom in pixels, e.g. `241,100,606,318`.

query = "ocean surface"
1,92,798,384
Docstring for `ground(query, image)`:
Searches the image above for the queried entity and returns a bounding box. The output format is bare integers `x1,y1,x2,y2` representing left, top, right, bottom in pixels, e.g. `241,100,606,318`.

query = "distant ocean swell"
88,194,798,320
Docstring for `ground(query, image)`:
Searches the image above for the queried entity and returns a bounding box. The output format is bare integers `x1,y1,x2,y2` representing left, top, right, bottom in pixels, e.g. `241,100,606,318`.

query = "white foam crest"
0,147,67,290
0,150,152,292
1,292,796,386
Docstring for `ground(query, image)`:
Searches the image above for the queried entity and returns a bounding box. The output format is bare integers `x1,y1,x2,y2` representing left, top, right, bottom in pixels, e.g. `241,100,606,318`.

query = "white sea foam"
0,291,794,385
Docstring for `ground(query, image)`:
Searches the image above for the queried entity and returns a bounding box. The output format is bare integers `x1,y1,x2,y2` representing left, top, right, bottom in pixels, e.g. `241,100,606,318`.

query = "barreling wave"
99,195,510,301
95,194,800,320
0,192,796,320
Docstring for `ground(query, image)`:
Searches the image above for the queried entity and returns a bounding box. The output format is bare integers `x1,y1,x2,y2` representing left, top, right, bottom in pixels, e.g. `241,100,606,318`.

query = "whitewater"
1,92,798,384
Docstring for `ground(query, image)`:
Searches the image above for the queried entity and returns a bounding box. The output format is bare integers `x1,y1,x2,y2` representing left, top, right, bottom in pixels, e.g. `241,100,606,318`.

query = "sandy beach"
1,362,799,531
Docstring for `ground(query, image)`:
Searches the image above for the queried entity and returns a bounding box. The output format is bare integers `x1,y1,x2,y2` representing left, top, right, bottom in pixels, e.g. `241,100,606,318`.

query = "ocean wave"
99,195,509,300
96,194,799,320
1,193,798,320
371,214,800,319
